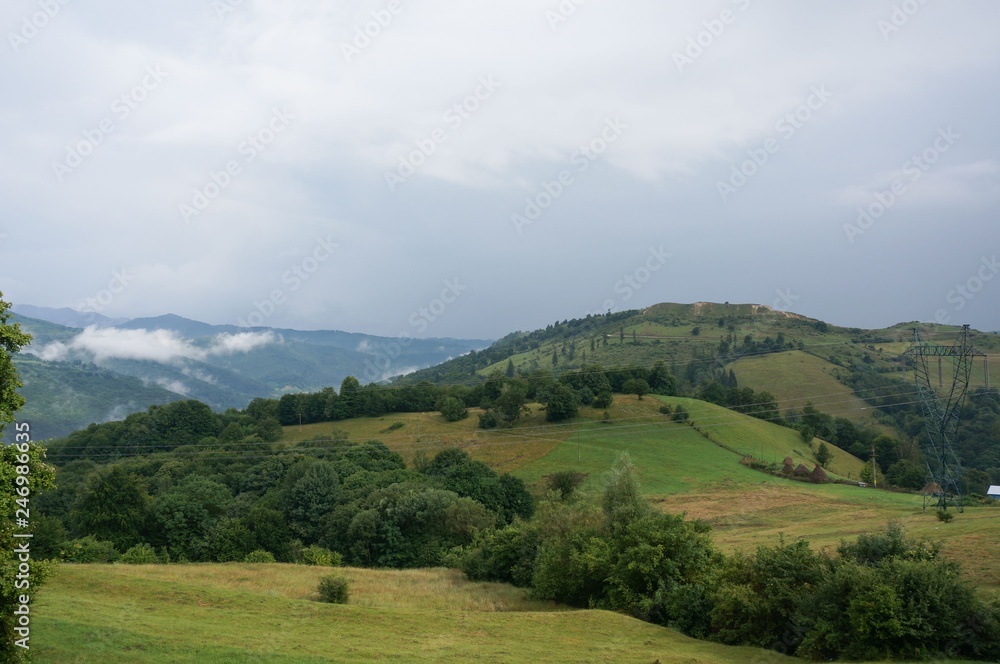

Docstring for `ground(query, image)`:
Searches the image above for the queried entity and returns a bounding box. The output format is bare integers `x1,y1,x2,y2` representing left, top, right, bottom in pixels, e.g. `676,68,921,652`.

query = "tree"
0,295,30,427
860,460,875,485
71,465,150,550
547,471,586,500
505,359,515,378
603,453,648,528
592,390,613,409
540,383,578,422
439,396,468,422
286,462,340,542
1,295,57,660
815,442,832,468
622,378,649,400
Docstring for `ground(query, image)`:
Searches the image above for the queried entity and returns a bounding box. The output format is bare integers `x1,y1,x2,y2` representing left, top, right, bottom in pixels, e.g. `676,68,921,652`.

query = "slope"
34,564,798,663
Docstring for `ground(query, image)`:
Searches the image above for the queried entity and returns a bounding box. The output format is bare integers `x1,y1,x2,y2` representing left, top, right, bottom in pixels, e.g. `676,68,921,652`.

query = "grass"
726,350,885,428
33,564,798,663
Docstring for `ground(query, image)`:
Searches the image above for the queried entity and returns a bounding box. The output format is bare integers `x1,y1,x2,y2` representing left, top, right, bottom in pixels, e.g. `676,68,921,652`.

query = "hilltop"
395,301,999,426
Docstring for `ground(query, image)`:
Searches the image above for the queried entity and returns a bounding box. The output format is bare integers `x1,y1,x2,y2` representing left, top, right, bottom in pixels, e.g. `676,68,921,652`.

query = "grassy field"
727,350,886,428
278,396,997,595
36,386,996,662
33,564,798,663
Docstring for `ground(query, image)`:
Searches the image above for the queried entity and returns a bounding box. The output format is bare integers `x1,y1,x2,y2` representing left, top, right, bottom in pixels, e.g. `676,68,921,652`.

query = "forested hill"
392,301,1000,390
389,301,1000,483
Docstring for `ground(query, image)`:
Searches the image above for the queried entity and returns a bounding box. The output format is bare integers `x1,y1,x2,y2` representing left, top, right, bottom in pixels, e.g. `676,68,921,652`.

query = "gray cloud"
2,1,999,337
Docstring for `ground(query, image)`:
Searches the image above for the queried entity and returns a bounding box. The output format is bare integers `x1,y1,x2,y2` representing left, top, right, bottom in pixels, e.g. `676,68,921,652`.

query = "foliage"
538,383,579,422
70,465,150,551
814,442,832,468
591,390,613,409
622,378,649,399
601,454,648,529
118,543,159,564
316,574,349,604
439,396,468,422
61,536,120,563
243,549,276,563
546,470,586,500
936,509,955,523
0,296,57,662
301,545,342,567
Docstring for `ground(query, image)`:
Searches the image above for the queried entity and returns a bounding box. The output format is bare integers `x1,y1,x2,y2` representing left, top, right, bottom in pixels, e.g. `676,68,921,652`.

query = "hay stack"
809,465,830,484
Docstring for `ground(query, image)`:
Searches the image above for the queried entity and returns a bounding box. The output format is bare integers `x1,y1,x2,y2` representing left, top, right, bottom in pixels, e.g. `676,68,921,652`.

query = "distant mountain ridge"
8,308,491,441
11,304,130,328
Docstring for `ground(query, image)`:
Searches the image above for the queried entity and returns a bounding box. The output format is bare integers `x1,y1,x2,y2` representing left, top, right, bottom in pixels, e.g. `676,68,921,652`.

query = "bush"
118,543,159,564
460,522,541,588
936,510,955,523
672,405,689,422
592,390,613,409
244,549,277,563
439,397,468,422
302,544,342,567
317,574,349,604
658,404,672,415
61,536,120,563
546,471,587,500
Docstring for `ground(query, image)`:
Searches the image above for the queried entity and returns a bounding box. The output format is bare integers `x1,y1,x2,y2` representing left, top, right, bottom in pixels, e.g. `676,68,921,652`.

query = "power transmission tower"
901,325,987,511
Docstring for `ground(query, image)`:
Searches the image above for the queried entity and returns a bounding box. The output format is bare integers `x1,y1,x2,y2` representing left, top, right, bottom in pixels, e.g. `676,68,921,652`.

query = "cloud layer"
2,1,999,336
32,328,279,364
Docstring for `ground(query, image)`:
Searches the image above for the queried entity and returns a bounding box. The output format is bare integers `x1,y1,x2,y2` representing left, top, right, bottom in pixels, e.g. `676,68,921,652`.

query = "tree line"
457,455,1000,661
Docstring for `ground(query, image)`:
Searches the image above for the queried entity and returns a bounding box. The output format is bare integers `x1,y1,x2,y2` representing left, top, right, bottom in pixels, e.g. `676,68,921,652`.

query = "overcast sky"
2,0,998,339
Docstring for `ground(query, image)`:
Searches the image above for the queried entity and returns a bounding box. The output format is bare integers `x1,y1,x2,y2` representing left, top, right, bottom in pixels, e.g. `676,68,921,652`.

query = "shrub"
61,536,120,563
439,397,469,422
547,471,587,500
460,522,541,587
317,574,349,604
936,510,955,523
244,549,277,563
592,391,613,409
658,404,672,415
302,545,342,567
672,405,689,422
118,543,159,564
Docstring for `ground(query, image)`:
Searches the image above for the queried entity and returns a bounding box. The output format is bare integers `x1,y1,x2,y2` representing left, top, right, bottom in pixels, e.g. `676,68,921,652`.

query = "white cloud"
154,378,189,395
29,328,279,364
209,331,281,355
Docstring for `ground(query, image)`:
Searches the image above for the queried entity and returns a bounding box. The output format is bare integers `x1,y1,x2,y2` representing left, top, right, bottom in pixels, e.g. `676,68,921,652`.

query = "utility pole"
871,446,877,488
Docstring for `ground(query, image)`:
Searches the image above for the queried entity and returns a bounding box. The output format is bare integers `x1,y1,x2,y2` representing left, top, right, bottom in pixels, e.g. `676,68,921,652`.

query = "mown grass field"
726,350,887,428
33,564,799,663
